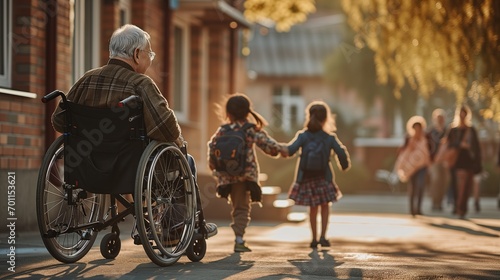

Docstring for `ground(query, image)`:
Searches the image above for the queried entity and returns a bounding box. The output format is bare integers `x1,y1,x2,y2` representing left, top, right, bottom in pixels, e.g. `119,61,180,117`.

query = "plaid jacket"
52,59,181,143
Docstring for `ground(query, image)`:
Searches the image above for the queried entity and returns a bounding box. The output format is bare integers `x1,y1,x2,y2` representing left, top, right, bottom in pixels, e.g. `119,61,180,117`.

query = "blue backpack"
300,133,330,171
211,123,254,176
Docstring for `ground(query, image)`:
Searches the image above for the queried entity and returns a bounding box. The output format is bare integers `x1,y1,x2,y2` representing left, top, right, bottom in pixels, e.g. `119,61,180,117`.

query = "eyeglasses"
140,49,156,61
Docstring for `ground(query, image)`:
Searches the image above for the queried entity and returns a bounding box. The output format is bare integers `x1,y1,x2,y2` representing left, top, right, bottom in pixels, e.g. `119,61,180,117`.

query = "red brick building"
0,0,250,230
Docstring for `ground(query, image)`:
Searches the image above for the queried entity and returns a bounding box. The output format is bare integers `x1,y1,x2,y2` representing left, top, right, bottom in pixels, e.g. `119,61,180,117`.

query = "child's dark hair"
226,93,267,130
305,101,335,132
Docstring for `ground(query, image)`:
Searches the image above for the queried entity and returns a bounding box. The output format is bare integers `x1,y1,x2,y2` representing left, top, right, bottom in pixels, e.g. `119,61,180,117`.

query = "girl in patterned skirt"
284,101,350,248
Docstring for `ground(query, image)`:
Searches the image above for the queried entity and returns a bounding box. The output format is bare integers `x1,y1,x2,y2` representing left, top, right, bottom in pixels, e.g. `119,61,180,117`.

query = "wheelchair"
37,90,208,266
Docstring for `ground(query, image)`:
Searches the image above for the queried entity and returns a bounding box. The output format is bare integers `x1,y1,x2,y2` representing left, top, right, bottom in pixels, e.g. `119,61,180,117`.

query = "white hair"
431,108,445,120
109,24,150,59
431,108,445,127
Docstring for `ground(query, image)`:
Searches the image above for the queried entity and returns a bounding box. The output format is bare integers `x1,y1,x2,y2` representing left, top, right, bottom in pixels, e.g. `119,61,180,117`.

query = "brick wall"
0,98,43,169
0,0,68,171
207,25,231,137
100,1,119,65
54,0,71,92
1,0,71,231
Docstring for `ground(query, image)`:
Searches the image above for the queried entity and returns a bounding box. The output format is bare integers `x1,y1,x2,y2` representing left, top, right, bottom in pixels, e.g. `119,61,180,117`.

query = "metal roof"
247,14,344,77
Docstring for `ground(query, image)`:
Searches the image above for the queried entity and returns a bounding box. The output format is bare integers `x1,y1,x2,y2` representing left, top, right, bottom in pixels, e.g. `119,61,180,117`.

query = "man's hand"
174,135,186,148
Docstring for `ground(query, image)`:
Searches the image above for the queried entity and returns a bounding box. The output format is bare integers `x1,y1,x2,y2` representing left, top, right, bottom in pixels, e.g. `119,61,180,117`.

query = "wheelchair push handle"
180,141,188,156
41,90,66,104
118,95,142,108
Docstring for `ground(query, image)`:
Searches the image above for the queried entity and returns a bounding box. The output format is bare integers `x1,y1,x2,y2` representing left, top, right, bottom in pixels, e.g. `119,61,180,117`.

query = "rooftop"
247,14,345,77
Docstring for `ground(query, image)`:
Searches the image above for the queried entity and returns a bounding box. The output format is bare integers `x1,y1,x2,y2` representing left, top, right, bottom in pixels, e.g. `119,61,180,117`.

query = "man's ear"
133,49,140,63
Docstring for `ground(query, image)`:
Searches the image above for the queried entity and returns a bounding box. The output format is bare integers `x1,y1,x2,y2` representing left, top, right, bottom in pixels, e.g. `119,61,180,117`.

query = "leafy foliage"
243,0,316,32
341,0,500,121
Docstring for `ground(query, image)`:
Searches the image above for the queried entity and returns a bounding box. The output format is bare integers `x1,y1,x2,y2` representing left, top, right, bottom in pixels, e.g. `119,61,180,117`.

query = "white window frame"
0,0,12,88
72,0,101,83
172,18,190,121
272,85,304,132
119,0,131,26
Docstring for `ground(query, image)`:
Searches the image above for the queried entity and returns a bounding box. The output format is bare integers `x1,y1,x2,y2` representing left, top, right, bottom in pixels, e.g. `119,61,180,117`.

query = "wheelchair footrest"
81,230,93,240
133,234,142,245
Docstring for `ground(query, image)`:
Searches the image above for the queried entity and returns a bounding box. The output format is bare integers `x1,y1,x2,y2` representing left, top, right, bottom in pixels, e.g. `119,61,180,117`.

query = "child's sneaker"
310,240,319,249
234,241,252,252
319,237,330,247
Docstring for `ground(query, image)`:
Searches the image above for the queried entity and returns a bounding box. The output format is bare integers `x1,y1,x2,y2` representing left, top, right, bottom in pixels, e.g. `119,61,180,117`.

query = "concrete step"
252,186,295,222
287,212,308,222
252,198,295,222
260,186,282,206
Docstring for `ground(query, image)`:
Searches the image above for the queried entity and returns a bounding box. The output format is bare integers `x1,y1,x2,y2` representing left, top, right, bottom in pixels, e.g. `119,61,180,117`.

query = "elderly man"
427,108,449,212
51,24,217,237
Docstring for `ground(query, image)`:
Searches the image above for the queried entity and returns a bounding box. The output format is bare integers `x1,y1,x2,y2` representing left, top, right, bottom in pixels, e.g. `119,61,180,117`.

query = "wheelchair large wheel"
135,141,197,266
36,136,104,263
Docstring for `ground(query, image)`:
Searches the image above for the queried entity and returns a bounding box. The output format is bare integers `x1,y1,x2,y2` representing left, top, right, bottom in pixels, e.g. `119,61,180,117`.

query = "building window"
172,21,189,120
0,0,11,88
119,0,131,26
71,0,101,83
272,85,304,132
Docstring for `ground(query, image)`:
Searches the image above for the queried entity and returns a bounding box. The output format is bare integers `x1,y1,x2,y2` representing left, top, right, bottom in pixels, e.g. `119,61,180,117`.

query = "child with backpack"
284,101,350,249
208,93,286,252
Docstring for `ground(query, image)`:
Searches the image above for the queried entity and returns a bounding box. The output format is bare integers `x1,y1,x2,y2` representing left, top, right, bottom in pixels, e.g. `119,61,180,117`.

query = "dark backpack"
211,123,254,176
300,133,330,172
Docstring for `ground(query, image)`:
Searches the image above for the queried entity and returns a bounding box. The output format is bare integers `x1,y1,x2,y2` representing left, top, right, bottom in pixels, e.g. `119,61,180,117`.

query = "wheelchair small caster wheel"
100,232,121,259
186,233,206,262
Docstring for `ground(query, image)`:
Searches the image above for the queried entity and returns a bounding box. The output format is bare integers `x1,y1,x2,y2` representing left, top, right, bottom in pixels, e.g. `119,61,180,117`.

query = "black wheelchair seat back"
64,101,146,194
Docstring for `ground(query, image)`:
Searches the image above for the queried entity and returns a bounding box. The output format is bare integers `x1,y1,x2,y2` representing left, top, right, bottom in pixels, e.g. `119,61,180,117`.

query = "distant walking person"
497,141,500,169
497,141,500,209
472,172,486,212
283,101,350,249
395,116,432,217
427,109,449,211
446,105,482,219
208,93,286,252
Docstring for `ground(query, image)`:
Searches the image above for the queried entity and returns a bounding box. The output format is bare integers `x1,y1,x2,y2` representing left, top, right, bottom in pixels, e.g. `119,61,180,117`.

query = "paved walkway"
1,194,499,279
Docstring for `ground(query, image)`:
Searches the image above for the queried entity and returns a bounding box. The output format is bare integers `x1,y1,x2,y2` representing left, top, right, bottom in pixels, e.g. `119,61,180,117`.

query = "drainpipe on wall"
44,0,57,151
228,28,236,94
163,1,173,100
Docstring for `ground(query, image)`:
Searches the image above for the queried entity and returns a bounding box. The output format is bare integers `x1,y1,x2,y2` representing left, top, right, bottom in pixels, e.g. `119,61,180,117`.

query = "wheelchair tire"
186,233,206,262
100,232,121,259
135,141,197,266
36,136,104,263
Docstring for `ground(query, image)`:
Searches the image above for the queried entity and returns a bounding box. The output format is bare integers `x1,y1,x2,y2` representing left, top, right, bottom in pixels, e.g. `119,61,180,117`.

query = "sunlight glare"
344,252,379,260
332,215,423,239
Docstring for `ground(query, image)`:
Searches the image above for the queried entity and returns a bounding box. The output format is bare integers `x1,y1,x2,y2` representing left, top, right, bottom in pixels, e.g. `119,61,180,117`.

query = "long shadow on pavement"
1,260,114,280
473,222,500,233
119,252,254,279
429,222,500,237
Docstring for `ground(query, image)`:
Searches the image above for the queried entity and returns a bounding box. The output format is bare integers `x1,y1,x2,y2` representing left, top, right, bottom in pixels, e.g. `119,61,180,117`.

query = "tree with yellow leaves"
243,0,499,121
341,0,500,121
243,0,316,32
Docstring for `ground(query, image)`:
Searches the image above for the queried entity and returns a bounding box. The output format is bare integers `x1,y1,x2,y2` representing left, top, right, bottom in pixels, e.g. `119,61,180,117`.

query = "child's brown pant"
229,182,251,237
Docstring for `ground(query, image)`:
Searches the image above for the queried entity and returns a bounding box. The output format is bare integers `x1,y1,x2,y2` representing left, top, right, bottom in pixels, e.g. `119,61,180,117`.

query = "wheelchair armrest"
118,95,142,108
